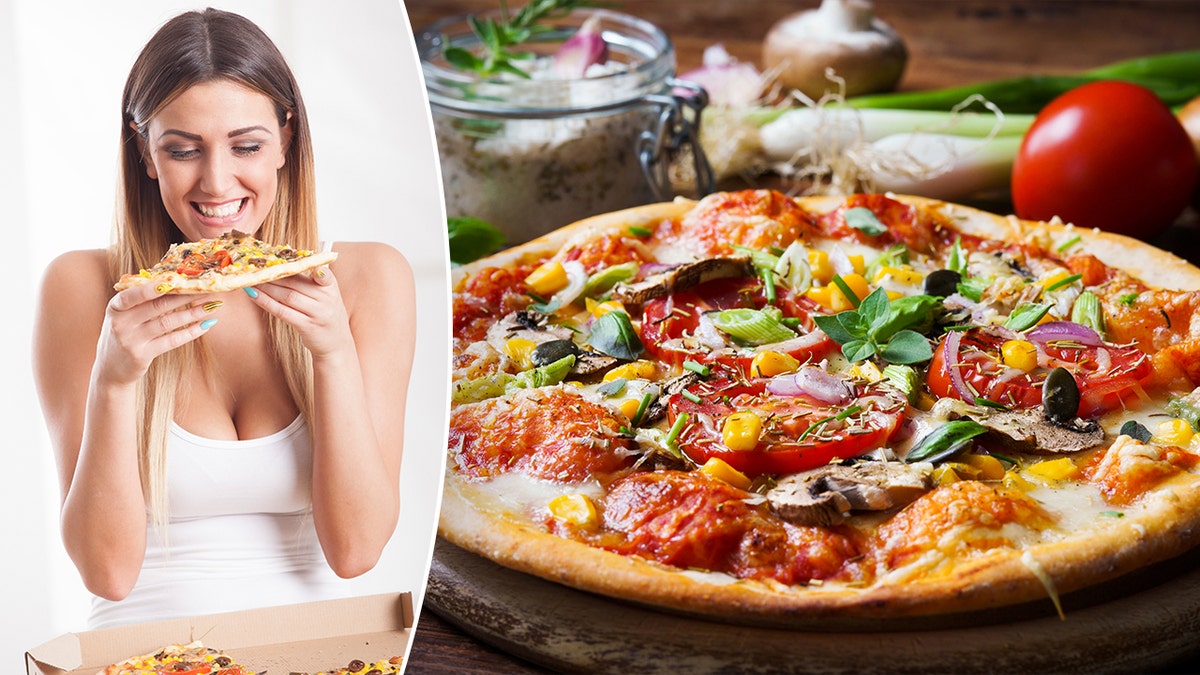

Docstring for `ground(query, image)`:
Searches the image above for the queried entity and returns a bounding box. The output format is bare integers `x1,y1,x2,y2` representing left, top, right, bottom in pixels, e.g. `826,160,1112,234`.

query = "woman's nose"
199,153,235,195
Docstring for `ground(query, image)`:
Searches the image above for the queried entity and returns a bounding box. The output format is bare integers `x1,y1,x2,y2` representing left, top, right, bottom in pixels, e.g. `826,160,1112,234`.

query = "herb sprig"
443,0,599,78
813,286,937,365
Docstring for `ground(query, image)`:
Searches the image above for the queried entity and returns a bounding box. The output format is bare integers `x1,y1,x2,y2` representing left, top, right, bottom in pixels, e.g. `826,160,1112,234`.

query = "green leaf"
588,311,644,360
597,377,627,398
443,47,484,73
508,354,576,392
583,262,638,297
844,207,888,236
1004,303,1052,331
947,237,968,276
857,287,891,334
872,294,940,343
1119,419,1153,442
447,216,505,264
957,276,990,302
813,313,858,345
906,420,989,464
842,339,877,362
879,330,933,364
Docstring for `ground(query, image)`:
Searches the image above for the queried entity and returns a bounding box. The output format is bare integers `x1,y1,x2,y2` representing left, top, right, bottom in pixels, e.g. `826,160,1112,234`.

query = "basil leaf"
844,207,888,236
1004,303,1052,331
597,377,628,398
447,216,505,264
957,276,990,302
857,287,891,334
588,311,644,360
872,294,940,343
813,314,858,345
906,420,989,464
1119,419,1153,442
879,330,933,365
947,237,968,275
842,339,877,363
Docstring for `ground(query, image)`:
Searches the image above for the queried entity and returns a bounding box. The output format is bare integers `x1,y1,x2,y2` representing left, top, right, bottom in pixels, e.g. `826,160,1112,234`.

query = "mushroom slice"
485,310,573,350
977,408,1105,455
767,461,932,527
611,256,752,307
641,372,702,425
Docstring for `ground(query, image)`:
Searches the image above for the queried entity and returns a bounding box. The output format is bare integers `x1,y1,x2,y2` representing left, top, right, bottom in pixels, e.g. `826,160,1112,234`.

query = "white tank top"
87,416,350,628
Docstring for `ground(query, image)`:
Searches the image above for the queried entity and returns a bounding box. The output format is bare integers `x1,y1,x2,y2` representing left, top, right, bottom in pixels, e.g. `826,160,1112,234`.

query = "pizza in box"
444,189,1200,624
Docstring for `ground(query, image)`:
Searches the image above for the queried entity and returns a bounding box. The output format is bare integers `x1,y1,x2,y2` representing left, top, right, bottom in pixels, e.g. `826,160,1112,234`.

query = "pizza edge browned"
443,193,1200,627
114,250,338,294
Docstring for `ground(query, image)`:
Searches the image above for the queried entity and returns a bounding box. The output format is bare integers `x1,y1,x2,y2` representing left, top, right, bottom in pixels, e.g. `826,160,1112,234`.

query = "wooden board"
426,537,1200,674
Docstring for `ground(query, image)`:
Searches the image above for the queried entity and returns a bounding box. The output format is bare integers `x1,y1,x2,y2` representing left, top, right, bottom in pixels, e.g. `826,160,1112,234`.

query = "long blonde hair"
114,8,319,526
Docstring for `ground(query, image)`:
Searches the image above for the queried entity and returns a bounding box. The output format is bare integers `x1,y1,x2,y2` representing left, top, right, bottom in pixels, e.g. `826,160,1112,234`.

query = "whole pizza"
444,189,1200,625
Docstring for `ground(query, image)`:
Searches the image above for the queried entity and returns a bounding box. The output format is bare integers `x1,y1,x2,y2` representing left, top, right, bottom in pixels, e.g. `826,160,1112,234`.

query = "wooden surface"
402,1,1200,672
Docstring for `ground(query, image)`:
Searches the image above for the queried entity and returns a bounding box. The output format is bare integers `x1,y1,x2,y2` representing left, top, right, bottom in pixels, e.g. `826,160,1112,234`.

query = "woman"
31,8,415,628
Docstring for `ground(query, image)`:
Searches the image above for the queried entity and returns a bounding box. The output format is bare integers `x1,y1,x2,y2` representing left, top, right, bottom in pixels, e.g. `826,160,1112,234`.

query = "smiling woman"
23,3,438,638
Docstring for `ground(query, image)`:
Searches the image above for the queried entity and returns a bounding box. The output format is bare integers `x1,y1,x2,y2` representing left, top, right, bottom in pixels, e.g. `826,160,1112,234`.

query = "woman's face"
140,79,291,241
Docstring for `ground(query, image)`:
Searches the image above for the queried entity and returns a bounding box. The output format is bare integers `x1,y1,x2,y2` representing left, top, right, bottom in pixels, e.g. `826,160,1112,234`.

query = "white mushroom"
762,0,908,99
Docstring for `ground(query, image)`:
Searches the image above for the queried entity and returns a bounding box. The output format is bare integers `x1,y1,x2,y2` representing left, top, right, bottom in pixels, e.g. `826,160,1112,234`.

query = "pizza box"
25,591,413,675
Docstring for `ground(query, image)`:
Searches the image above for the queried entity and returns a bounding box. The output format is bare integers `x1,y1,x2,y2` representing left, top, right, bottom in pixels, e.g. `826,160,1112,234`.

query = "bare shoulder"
330,241,414,297
37,249,113,311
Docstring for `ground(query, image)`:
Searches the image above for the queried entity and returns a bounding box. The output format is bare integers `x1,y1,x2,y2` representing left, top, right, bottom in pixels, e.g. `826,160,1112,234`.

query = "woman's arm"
33,250,221,598
248,242,414,577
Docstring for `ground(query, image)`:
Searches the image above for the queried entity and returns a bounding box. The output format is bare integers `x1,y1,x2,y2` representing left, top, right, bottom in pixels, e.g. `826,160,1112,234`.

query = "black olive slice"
1042,367,1081,425
530,339,581,367
923,269,962,298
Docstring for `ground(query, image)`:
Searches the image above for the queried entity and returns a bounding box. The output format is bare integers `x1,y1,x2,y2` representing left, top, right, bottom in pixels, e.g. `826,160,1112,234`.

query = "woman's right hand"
94,284,222,385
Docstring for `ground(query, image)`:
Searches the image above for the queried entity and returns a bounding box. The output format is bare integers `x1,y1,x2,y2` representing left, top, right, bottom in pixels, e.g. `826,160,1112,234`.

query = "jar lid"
417,9,676,118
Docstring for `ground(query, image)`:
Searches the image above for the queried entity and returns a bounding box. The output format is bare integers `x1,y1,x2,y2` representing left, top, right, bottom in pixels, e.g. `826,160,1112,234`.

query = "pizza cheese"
98,643,402,675
113,231,337,294
444,189,1200,623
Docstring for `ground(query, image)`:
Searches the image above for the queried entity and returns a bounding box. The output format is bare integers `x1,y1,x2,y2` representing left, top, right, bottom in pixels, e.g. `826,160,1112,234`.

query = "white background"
1,0,449,664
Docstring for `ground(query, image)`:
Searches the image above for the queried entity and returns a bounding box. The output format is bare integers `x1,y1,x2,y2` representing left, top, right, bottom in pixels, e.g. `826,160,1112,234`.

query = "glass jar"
417,9,712,245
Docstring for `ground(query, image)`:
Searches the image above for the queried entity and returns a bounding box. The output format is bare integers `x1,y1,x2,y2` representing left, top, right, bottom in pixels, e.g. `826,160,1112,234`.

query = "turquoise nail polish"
244,287,259,298
200,318,218,330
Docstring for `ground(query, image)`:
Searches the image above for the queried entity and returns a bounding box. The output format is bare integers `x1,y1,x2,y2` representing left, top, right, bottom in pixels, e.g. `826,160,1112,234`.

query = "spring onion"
708,307,796,346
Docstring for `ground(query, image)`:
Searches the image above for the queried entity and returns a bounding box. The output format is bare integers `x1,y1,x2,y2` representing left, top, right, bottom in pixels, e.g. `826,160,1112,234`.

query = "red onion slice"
1026,321,1103,347
766,366,853,404
941,329,976,402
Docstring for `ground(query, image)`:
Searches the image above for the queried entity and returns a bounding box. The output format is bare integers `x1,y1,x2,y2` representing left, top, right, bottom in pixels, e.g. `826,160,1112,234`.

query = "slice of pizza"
98,641,253,675
113,231,337,294
307,657,404,674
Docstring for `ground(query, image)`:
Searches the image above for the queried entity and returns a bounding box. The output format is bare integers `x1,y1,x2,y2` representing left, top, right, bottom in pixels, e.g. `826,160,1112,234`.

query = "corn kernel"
585,297,625,318
932,465,961,485
808,250,834,284
1154,418,1195,447
849,361,884,383
603,359,658,382
1002,470,1036,492
722,411,763,451
525,260,569,296
548,494,598,528
1001,339,1039,372
805,285,834,309
1025,457,1078,482
961,453,1006,481
699,457,752,490
874,265,925,286
886,290,904,301
847,254,866,274
618,398,642,420
750,351,800,377
504,337,537,370
831,273,871,311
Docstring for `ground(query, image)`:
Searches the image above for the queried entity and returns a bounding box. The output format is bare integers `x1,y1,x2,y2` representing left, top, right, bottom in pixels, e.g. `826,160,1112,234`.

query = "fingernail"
315,268,327,279
243,287,259,299
202,300,223,312
155,283,173,294
200,318,218,330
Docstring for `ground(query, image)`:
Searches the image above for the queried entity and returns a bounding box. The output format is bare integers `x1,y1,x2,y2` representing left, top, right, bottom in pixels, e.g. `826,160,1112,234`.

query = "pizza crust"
445,193,1200,625
115,250,338,294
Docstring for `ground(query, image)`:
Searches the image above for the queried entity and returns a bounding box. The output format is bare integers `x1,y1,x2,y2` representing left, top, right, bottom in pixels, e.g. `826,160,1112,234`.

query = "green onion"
683,360,711,377
1070,291,1105,338
1056,235,1082,253
631,391,654,427
707,308,796,346
628,226,653,237
882,364,920,404
1119,293,1139,307
681,390,703,405
1004,303,1052,331
797,405,862,444
830,275,862,309
665,413,689,452
583,262,638,297
761,268,777,304
1045,273,1083,292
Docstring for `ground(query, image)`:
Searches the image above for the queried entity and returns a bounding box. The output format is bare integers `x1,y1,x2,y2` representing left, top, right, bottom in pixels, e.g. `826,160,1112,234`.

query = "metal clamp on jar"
418,9,714,245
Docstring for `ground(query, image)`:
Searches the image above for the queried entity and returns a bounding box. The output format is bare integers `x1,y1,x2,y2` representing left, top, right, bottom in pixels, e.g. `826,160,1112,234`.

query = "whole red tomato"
1012,80,1198,240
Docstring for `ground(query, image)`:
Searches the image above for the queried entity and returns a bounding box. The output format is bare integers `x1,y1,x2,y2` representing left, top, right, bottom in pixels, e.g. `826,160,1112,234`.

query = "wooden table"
402,1,1200,672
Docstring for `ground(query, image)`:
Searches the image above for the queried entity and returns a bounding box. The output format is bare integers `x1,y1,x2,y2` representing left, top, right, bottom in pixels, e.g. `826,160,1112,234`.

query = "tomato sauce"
655,189,817,257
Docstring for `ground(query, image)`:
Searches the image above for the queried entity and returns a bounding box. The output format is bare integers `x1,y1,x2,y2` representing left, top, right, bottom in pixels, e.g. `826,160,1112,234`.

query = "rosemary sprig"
442,0,599,78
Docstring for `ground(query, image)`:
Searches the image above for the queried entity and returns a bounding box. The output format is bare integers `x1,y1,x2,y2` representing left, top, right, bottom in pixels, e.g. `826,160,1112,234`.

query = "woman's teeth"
197,200,243,218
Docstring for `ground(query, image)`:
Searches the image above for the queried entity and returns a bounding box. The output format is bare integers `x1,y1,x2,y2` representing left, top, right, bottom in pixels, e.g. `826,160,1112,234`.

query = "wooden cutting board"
426,537,1200,674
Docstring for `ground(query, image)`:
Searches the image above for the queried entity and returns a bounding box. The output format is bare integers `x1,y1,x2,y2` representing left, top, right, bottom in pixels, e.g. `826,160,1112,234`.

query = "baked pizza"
113,231,337,294
98,642,251,675
444,188,1200,625
98,643,402,675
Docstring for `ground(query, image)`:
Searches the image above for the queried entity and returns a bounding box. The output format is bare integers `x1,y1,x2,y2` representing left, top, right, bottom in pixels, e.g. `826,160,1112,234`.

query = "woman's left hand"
243,265,353,358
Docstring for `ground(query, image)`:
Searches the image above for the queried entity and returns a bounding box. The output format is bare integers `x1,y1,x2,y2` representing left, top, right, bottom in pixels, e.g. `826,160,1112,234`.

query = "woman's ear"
130,122,157,180
278,112,294,169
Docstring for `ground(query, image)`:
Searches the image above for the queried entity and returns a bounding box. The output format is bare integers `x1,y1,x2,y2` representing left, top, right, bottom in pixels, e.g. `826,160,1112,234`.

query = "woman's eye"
168,148,199,160
234,144,263,157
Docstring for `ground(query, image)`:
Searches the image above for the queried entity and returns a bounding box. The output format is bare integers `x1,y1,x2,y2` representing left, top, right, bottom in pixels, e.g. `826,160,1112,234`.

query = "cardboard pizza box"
25,591,413,674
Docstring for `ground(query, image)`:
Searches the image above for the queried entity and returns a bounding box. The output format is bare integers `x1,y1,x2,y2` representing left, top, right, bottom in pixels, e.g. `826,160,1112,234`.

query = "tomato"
667,377,906,477
927,326,1153,417
639,277,833,371
1012,80,1198,240
175,249,231,277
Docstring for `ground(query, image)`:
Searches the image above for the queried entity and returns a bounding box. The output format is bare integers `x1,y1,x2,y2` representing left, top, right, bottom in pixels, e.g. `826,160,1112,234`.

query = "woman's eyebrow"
158,129,202,141
228,125,271,137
